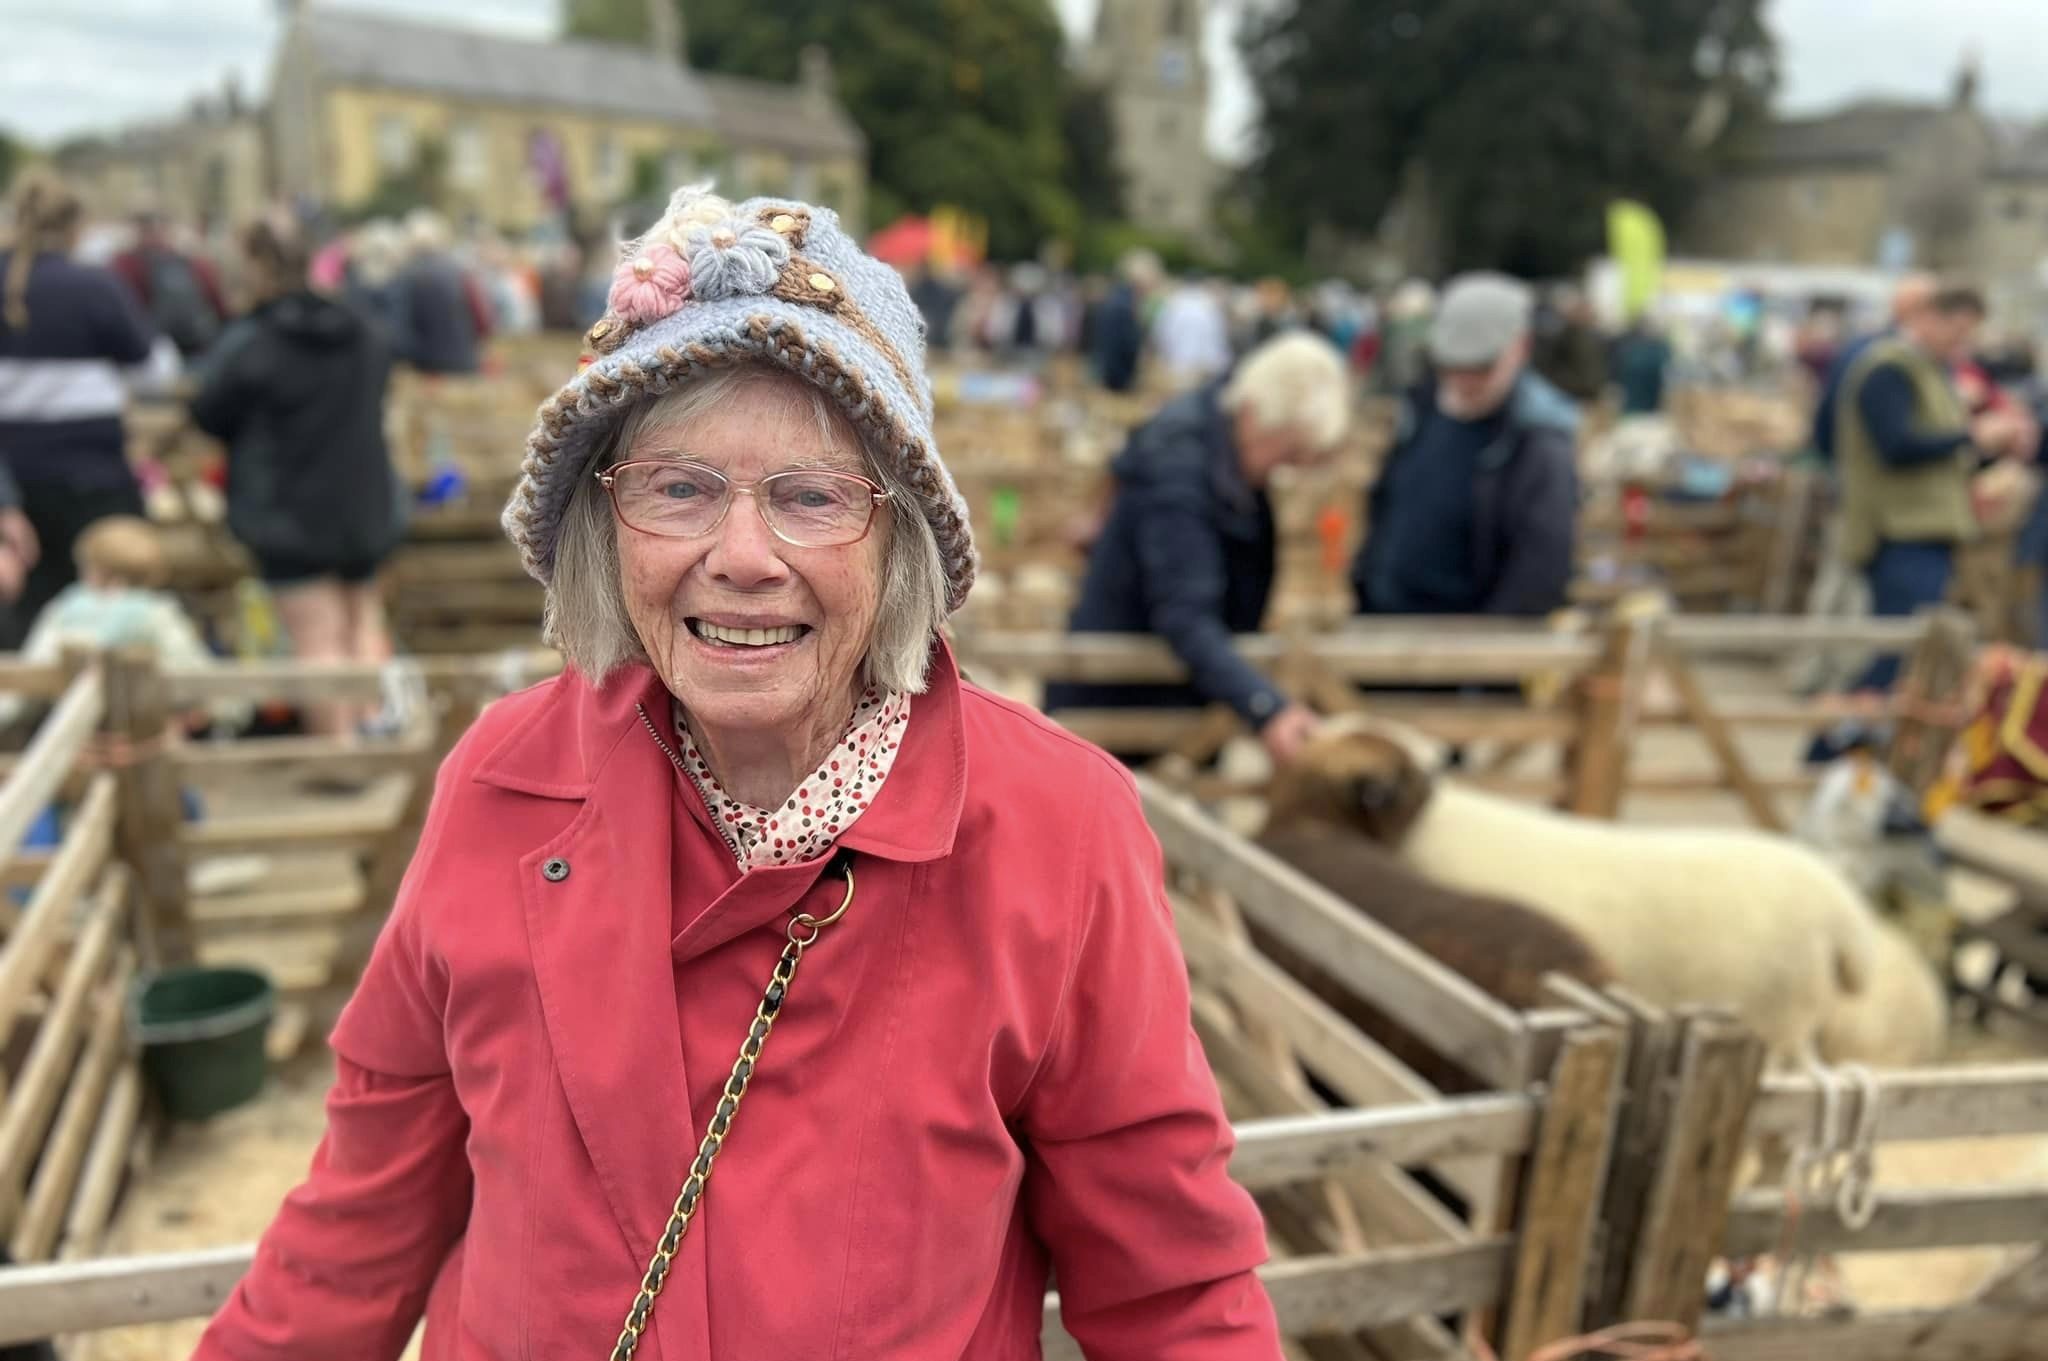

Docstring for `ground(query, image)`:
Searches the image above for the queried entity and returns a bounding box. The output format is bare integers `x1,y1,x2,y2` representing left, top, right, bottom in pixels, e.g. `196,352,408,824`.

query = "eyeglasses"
598,459,892,548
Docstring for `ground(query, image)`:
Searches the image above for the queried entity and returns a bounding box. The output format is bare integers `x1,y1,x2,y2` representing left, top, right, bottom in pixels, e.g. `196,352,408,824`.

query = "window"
1157,47,1192,89
1158,109,1180,141
1798,182,1827,215
375,114,413,174
665,148,697,187
817,174,847,216
1164,0,1194,40
450,120,488,188
789,157,818,201
2006,193,2030,221
596,134,624,192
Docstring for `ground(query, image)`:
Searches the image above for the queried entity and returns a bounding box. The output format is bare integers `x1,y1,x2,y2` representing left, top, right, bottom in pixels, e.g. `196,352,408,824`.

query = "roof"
699,73,865,159
293,7,718,125
1730,99,1943,168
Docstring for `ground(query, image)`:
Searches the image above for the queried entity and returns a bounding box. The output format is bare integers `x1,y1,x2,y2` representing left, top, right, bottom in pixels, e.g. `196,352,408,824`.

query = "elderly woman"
196,189,1280,1359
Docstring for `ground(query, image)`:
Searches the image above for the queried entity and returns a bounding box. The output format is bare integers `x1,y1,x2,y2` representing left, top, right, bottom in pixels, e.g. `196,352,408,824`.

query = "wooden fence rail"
962,609,1978,830
1,640,2038,1359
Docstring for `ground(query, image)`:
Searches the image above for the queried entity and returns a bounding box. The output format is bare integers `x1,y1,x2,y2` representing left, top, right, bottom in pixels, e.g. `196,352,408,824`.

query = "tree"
0,128,23,198
1061,81,1125,223
1241,0,1777,277
563,0,1080,259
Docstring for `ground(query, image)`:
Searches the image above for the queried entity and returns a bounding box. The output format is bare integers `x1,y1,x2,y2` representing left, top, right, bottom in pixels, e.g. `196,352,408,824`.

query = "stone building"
1681,65,2048,314
53,80,269,238
268,3,868,234
1082,0,1219,243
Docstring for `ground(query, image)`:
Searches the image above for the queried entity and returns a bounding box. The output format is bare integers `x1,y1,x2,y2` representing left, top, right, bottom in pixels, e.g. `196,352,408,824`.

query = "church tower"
1085,0,1218,242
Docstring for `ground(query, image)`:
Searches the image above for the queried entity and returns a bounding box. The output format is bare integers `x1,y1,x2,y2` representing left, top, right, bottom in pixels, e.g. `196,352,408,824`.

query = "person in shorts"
190,213,404,734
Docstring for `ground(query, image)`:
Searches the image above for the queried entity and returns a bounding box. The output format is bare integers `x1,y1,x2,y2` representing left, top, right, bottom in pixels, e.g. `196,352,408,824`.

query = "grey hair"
546,366,949,696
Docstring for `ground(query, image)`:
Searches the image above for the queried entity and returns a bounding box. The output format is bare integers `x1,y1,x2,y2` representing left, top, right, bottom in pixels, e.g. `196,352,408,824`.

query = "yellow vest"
1834,338,1977,566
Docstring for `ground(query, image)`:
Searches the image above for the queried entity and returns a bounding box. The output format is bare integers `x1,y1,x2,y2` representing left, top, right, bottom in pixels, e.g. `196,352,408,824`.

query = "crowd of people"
0,173,415,733
905,250,1386,395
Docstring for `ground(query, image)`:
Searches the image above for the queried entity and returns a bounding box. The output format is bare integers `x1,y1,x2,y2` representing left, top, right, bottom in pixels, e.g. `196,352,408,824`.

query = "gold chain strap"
608,860,857,1361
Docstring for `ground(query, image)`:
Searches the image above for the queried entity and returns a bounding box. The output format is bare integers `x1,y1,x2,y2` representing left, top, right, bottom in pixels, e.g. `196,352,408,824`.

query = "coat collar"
472,638,969,861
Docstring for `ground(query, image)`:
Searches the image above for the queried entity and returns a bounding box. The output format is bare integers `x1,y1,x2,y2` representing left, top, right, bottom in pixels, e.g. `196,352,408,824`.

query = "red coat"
195,644,1278,1359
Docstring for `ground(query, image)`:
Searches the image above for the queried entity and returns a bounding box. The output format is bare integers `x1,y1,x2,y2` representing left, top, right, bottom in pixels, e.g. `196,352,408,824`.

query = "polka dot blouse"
673,688,913,872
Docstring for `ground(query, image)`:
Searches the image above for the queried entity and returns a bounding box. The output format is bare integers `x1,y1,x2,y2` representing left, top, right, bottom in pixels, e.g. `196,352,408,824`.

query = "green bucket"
130,966,275,1121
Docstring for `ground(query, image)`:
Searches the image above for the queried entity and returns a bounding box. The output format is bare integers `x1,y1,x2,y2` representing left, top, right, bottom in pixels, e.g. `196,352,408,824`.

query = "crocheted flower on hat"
681,220,793,302
664,192,735,239
605,242,691,326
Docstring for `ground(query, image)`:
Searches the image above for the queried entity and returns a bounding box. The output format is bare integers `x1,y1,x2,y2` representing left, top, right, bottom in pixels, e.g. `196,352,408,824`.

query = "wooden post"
1494,1024,1626,1360
103,646,191,966
1888,607,1975,792
1656,642,1786,832
1619,1014,1768,1331
1758,468,1816,617
1567,619,1643,819
1580,986,1680,1329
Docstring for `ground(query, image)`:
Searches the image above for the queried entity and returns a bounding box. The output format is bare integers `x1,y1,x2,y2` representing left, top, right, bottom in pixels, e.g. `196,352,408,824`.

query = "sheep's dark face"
1267,729,1433,847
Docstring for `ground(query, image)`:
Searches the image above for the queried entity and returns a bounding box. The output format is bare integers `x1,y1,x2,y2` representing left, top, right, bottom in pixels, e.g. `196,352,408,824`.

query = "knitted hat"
502,184,976,614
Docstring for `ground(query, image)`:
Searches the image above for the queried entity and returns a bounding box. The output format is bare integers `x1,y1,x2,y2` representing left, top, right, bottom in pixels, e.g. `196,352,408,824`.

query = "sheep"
1252,820,1616,1095
1819,919,1949,1068
1283,722,1882,1065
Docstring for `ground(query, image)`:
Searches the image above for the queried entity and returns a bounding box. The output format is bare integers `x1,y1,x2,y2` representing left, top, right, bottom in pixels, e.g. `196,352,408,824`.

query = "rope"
1767,1057,1883,1316
1528,1323,1704,1361
1471,1321,1704,1361
1835,1063,1882,1232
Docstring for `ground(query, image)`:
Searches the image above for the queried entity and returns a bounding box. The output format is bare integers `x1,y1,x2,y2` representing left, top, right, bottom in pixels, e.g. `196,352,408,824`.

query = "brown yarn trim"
754,204,812,249
770,258,848,313
510,311,976,611
768,257,921,397
586,315,631,355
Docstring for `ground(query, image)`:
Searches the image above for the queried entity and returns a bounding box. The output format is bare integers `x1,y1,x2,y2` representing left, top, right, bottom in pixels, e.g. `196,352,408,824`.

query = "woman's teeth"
692,621,805,647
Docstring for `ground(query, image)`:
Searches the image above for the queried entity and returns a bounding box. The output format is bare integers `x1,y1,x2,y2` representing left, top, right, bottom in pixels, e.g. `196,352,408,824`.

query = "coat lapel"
505,668,703,1358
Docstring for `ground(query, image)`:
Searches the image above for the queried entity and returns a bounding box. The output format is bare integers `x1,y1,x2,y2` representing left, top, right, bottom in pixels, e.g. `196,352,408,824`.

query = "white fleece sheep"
1818,920,1948,1068
1390,777,1882,1064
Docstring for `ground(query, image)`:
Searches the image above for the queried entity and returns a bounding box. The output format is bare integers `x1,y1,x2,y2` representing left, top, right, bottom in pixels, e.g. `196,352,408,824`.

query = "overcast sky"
5,0,2048,160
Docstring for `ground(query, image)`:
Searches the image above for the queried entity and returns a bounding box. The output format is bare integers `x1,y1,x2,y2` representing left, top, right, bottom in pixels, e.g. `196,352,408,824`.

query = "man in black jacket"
1352,272,1580,619
1046,333,1353,765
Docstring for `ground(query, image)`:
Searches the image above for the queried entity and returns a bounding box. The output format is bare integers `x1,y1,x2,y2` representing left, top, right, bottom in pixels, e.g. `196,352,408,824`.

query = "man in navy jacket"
1352,272,1580,619
1047,333,1353,765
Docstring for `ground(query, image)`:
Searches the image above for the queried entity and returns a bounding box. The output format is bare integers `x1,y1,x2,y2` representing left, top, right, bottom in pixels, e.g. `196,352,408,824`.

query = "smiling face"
614,371,890,746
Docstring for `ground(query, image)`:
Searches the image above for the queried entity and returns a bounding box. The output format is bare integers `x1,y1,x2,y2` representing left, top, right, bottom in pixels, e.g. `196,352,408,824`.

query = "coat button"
542,857,571,883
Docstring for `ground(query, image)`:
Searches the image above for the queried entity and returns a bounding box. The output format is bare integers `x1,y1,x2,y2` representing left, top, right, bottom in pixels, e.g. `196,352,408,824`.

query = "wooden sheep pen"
1578,970,2048,1361
0,655,2042,1357
129,649,562,1039
0,659,146,1271
0,770,1653,1359
956,609,1978,831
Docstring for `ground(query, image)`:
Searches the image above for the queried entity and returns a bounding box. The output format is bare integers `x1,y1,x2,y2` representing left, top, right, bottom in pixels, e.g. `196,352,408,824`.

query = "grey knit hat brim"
502,192,976,615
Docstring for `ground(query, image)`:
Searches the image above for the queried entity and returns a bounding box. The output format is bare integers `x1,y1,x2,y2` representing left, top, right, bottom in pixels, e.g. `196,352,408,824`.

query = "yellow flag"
1606,200,1666,321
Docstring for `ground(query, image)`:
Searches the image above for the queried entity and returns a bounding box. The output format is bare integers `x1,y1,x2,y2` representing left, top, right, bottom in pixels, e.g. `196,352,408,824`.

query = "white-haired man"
1047,331,1352,765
